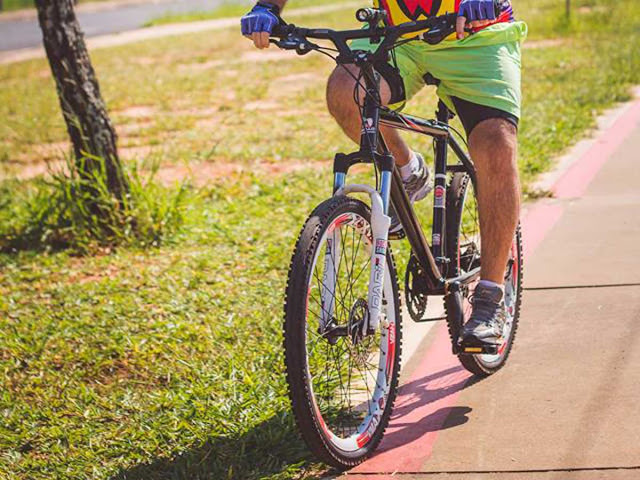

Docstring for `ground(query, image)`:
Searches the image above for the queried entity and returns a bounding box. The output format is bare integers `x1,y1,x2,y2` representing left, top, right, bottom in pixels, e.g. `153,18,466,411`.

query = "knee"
469,118,518,173
326,66,359,122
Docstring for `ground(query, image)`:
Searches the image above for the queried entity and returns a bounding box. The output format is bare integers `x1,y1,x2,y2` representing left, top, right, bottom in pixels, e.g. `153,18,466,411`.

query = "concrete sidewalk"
340,98,640,479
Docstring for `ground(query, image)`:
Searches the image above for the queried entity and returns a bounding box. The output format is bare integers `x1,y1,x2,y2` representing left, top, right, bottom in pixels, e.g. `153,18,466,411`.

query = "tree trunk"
35,0,127,200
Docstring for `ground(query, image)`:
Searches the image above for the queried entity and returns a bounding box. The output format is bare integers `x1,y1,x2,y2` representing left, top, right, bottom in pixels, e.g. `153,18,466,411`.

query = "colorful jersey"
374,0,515,38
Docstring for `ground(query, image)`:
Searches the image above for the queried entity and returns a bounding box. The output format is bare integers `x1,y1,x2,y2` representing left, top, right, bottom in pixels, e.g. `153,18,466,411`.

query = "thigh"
451,96,519,137
420,23,526,120
349,38,427,109
327,64,394,106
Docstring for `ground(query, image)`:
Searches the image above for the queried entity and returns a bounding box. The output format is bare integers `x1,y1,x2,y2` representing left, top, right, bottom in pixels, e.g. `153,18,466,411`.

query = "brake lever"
270,37,298,50
269,36,318,55
419,20,473,45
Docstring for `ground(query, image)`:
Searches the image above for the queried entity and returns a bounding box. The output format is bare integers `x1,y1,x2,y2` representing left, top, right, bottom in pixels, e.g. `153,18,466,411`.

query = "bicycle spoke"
296,205,398,450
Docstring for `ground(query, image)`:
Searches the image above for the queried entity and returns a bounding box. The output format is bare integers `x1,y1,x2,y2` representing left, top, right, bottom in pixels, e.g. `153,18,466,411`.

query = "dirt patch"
219,69,240,78
241,49,294,63
179,49,294,73
171,106,220,117
4,153,326,191
119,144,157,160
195,118,219,129
524,38,566,49
178,59,225,73
155,159,326,187
6,159,66,181
244,100,280,111
116,120,154,137
115,105,156,120
12,141,71,165
269,72,322,97
577,5,607,14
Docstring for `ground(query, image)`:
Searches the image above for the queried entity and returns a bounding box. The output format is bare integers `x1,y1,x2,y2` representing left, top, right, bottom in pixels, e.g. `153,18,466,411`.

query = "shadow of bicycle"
373,364,481,455
110,365,480,479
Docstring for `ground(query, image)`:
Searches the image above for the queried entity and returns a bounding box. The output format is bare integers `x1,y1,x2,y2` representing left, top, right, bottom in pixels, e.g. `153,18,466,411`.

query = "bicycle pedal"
388,229,406,240
458,341,500,355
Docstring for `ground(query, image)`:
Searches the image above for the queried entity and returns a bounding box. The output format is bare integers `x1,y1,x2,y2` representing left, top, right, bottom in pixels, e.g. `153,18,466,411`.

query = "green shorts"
350,21,528,119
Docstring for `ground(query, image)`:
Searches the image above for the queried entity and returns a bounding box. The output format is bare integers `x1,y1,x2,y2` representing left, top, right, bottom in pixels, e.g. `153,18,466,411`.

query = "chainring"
404,254,429,322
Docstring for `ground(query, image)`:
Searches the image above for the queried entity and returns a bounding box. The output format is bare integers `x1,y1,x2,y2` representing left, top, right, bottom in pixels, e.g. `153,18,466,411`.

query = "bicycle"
274,9,523,469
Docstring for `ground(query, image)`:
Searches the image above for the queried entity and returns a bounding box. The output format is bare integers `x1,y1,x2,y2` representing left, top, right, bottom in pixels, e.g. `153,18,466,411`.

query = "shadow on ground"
373,365,482,455
109,412,324,480
110,366,482,479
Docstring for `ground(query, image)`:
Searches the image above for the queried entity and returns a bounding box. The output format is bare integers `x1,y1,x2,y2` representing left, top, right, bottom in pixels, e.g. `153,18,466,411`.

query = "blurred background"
0,0,638,479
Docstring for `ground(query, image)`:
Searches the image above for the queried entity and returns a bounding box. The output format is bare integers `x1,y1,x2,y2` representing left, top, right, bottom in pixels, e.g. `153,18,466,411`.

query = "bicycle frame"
330,63,480,318
272,12,481,333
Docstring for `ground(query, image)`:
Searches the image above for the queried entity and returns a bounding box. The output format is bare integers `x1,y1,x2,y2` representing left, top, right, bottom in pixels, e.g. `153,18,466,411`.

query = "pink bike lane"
338,96,640,479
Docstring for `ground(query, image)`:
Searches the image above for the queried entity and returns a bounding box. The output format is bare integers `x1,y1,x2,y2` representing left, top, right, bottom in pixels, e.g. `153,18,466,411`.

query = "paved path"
339,95,640,479
0,0,239,52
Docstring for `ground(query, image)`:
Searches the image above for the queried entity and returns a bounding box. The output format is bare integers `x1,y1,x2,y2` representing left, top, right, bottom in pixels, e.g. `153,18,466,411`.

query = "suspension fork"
327,65,393,332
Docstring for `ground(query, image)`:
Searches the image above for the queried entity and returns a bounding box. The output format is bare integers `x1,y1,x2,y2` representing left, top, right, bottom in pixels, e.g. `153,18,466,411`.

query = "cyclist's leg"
466,115,520,285
326,65,412,165
450,97,520,284
421,25,525,285
326,40,426,167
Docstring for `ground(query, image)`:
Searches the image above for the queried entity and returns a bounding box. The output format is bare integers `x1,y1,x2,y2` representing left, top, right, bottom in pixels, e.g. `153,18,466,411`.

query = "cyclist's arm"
241,0,288,49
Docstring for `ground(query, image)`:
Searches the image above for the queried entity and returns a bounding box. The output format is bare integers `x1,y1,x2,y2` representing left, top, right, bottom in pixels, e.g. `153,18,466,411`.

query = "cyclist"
240,0,527,351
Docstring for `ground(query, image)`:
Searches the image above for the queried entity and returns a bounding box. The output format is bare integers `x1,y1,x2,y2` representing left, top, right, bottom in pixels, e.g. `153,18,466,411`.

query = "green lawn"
1,0,639,478
1,0,36,11
143,0,334,27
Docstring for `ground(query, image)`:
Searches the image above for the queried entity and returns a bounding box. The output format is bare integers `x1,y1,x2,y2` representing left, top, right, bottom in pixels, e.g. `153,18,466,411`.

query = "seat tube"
432,102,450,262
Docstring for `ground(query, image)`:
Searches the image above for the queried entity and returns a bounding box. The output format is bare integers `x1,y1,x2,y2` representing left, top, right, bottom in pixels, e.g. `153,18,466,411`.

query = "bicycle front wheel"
283,195,402,469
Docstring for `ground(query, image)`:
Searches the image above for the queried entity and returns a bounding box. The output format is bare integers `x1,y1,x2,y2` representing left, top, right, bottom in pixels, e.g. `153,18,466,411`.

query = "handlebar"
270,11,460,63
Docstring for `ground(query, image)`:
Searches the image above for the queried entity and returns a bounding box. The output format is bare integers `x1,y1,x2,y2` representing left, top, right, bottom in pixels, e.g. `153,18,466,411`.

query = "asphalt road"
0,0,246,52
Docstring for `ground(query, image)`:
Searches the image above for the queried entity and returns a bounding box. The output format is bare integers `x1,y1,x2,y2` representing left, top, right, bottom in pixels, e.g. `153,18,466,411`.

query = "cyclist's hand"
456,0,499,39
240,2,281,49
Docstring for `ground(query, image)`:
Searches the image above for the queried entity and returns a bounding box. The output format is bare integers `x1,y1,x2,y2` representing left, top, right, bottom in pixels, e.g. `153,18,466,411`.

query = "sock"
478,279,504,291
399,151,419,181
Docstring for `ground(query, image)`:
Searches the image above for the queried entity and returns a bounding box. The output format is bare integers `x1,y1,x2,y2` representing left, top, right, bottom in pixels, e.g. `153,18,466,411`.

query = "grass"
0,155,187,254
142,0,341,27
143,3,252,27
0,170,336,479
1,0,37,12
0,0,639,478
2,1,638,187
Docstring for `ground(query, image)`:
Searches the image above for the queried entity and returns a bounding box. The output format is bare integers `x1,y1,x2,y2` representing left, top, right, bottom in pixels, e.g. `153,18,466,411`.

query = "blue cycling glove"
240,2,281,36
458,0,499,22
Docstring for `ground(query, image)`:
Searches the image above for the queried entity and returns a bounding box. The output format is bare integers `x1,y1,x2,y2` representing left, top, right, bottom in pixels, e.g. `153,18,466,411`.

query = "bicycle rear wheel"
445,172,523,376
283,195,402,469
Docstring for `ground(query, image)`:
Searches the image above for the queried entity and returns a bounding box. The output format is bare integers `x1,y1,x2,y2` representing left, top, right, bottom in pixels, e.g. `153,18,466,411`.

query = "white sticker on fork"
367,237,387,331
